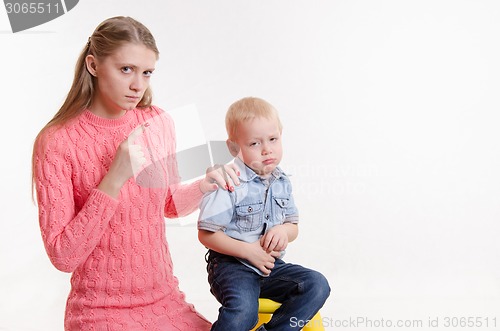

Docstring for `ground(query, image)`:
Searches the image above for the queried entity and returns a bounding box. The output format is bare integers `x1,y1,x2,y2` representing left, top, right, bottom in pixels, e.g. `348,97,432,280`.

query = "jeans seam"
262,277,304,329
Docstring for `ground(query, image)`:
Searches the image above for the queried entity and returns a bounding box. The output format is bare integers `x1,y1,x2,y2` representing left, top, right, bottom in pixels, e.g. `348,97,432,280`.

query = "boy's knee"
230,296,259,312
220,298,259,328
308,271,331,301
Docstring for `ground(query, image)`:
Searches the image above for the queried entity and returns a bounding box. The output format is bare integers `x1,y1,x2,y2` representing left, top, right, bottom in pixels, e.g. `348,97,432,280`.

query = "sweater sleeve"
151,108,205,218
34,133,119,273
162,134,204,217
164,179,204,218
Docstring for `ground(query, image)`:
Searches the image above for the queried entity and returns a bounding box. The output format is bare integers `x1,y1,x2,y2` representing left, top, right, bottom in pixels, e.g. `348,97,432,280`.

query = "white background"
1,1,500,330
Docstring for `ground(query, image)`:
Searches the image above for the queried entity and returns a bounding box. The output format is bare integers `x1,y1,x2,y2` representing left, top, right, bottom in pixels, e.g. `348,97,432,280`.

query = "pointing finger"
127,124,146,143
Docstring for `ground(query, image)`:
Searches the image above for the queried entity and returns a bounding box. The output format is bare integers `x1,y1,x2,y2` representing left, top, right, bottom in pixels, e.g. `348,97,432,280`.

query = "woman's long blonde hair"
32,16,160,193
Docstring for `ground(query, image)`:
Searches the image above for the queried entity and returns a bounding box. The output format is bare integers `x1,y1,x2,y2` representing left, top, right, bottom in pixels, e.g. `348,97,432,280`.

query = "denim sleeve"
198,188,234,232
283,192,299,224
283,179,299,224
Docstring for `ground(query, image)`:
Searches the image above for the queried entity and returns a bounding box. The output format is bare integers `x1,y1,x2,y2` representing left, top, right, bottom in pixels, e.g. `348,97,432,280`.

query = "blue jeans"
206,251,331,331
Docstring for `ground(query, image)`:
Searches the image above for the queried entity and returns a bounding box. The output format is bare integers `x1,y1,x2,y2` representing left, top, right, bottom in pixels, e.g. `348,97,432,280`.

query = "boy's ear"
226,139,240,157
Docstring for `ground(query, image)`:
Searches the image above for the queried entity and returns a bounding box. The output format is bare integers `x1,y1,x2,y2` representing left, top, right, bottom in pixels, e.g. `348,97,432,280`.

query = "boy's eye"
121,66,132,73
144,70,154,77
250,142,260,147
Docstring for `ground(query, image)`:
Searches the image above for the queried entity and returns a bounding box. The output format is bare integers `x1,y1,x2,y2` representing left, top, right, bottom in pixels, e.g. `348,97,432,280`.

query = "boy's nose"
261,144,272,155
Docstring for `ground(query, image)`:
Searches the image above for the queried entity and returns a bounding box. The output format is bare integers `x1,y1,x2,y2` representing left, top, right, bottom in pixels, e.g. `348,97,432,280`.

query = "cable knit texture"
34,106,210,331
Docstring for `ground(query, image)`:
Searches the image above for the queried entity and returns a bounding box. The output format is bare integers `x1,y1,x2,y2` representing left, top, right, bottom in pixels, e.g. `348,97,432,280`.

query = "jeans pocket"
235,201,263,231
207,257,219,287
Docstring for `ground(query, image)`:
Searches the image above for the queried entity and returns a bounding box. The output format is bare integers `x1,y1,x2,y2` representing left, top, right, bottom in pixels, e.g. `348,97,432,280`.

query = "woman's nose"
130,74,144,91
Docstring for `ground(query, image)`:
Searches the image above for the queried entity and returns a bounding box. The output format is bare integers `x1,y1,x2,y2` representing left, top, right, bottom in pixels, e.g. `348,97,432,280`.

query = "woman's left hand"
200,163,241,193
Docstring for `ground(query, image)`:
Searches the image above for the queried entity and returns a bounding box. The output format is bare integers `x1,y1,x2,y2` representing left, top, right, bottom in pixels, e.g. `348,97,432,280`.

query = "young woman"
32,16,238,331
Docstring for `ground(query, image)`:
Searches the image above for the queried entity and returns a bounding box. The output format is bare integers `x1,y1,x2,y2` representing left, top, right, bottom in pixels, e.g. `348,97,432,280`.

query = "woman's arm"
164,179,205,218
161,111,239,218
164,164,241,219
34,134,120,273
34,125,147,272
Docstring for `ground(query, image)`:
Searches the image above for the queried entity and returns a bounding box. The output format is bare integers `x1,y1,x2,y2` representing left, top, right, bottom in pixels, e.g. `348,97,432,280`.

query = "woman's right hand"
98,125,147,198
200,163,240,194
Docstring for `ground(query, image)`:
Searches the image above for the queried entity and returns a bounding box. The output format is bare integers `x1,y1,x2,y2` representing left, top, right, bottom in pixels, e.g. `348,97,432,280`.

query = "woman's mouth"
126,95,140,101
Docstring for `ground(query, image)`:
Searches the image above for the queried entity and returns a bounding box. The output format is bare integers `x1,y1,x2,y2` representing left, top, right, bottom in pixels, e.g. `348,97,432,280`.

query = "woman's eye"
121,66,132,73
144,70,154,77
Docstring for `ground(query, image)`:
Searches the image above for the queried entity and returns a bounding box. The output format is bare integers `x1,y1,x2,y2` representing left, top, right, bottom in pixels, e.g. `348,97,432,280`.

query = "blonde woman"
32,16,237,330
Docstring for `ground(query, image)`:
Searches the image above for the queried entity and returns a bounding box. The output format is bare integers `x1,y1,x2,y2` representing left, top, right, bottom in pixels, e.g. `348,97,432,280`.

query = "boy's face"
233,116,283,178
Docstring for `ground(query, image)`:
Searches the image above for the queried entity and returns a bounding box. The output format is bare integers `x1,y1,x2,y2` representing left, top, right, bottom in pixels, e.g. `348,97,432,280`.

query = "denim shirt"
198,157,299,275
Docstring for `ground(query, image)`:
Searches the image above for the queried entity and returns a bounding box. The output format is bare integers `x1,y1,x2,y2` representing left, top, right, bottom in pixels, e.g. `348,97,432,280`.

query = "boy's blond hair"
225,97,283,141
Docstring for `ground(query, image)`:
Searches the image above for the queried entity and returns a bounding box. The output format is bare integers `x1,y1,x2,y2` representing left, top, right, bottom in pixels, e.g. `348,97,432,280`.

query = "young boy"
198,97,330,331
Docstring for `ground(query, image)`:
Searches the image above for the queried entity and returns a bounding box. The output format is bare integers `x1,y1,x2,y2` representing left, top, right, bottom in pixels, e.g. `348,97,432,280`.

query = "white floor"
171,225,500,331
1,218,499,331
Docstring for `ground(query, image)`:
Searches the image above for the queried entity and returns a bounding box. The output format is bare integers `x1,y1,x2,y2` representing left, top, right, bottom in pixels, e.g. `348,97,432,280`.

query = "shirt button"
248,206,253,212
265,214,270,220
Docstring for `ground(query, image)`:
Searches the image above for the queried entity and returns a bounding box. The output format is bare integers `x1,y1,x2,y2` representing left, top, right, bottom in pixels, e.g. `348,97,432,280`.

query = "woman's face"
88,43,157,118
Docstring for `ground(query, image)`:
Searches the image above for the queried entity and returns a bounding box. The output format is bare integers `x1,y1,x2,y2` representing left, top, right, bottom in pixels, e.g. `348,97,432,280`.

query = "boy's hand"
245,241,280,275
260,224,289,253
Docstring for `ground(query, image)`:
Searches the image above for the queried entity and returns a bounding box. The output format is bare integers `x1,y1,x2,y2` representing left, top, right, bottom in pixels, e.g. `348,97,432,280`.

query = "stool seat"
250,298,325,331
257,298,282,314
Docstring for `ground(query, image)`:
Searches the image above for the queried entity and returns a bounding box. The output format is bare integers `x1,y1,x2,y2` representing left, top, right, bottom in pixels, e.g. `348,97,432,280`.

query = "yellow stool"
250,298,325,330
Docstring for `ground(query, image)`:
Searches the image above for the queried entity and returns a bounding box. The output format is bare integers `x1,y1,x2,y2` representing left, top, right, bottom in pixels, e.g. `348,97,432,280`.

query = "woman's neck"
89,104,127,119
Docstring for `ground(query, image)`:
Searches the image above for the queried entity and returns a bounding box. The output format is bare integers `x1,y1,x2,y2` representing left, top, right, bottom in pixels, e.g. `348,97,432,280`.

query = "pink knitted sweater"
34,107,211,331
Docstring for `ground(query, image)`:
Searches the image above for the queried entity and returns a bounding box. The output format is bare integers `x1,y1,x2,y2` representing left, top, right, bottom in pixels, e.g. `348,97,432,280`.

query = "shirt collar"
234,157,285,183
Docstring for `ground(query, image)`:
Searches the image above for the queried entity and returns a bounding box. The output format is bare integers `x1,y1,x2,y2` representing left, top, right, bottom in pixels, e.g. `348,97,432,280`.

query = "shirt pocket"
235,201,263,232
272,196,290,222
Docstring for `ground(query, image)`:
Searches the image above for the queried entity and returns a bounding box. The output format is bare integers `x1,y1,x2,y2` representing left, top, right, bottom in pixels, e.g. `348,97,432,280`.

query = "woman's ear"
85,54,98,77
226,139,240,157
